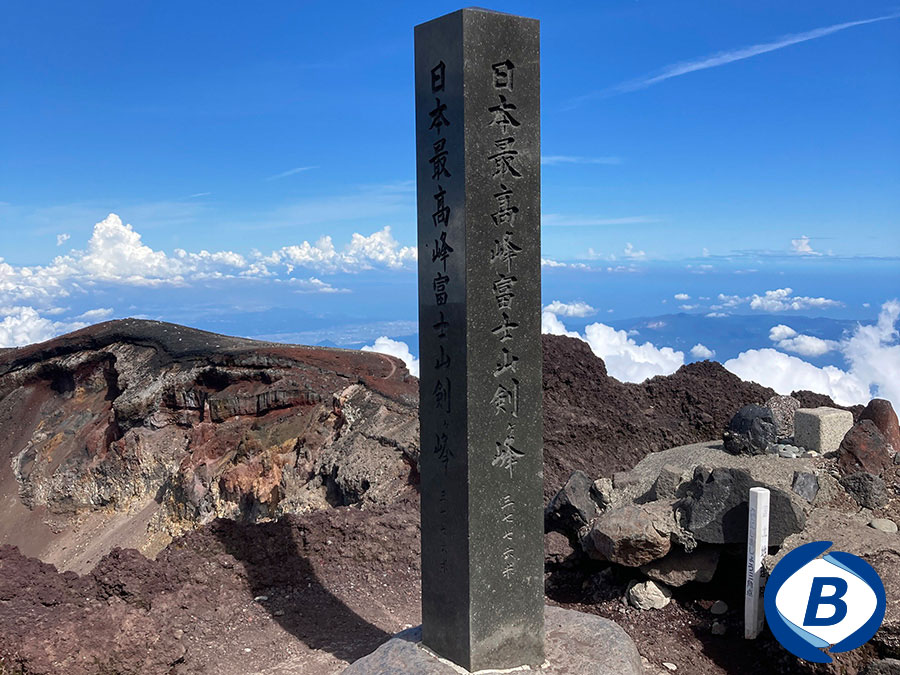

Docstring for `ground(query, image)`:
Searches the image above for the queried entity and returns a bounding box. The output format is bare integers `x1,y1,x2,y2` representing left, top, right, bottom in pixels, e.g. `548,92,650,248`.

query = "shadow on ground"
212,517,391,664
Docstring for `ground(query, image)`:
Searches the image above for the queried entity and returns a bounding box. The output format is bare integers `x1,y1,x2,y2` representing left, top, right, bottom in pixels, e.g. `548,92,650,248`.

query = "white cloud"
285,277,349,294
725,349,869,407
706,312,728,318
679,304,698,311
75,308,114,322
540,258,589,269
56,233,70,246
690,343,715,359
361,336,420,377
776,334,840,357
603,12,900,96
791,235,821,256
725,300,900,407
265,166,318,181
541,311,581,338
623,242,646,259
583,322,684,382
543,300,596,317
767,323,841,357
674,293,690,301
542,312,684,382
0,306,90,348
749,288,841,312
0,214,415,312
769,324,798,341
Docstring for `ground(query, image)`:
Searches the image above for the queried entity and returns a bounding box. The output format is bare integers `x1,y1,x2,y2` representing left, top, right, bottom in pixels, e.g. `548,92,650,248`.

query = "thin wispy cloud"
569,12,900,104
189,192,211,198
541,155,622,166
542,213,660,227
266,166,318,181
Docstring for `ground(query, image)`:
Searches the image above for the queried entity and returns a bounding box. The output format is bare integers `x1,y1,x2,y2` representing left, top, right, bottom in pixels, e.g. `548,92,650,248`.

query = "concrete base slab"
342,605,642,674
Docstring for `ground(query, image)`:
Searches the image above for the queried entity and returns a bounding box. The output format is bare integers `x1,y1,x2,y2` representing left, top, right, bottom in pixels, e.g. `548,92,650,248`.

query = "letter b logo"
803,577,848,626
765,541,886,663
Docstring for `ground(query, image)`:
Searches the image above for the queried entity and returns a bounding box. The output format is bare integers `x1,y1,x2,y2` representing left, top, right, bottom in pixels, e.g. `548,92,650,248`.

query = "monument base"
342,605,643,674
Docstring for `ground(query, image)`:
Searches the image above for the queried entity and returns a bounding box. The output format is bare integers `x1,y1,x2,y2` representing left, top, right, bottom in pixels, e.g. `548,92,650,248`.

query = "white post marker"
745,487,770,639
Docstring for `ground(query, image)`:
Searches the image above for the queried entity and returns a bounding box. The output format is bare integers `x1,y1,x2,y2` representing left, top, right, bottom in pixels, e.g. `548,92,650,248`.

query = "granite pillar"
415,8,543,672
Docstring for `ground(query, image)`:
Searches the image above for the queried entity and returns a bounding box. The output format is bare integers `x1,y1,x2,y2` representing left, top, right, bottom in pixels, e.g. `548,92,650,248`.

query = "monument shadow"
212,516,391,664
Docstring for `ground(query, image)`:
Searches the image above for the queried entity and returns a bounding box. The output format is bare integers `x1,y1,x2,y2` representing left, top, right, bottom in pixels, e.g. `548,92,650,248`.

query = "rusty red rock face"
859,398,900,453
0,319,419,571
838,419,893,477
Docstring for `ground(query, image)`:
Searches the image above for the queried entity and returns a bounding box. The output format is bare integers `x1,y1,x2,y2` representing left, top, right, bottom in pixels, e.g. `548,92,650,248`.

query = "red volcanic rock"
859,398,900,452
0,319,419,572
541,335,782,499
838,420,892,477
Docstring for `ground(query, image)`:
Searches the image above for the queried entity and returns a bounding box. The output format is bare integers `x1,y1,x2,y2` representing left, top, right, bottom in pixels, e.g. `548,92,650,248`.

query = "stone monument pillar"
415,8,543,672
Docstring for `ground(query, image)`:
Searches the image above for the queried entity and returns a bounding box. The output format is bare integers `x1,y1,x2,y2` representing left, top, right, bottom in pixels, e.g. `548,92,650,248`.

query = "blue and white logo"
765,541,886,663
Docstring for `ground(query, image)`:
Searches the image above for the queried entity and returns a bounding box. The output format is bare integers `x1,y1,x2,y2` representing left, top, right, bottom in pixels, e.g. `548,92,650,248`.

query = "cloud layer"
0,213,417,347
726,300,900,406
542,311,684,382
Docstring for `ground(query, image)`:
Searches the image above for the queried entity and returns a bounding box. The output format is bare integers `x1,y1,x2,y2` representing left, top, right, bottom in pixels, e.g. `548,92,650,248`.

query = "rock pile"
546,395,900,662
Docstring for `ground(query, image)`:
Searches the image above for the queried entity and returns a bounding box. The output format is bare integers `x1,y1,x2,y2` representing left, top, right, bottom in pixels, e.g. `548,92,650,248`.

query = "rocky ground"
0,322,890,674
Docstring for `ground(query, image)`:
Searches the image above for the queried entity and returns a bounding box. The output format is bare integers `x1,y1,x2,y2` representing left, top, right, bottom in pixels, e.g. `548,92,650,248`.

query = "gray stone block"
343,605,643,674
794,407,854,453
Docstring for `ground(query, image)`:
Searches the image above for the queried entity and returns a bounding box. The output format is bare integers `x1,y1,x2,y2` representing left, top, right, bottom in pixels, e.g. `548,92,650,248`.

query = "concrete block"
794,407,854,453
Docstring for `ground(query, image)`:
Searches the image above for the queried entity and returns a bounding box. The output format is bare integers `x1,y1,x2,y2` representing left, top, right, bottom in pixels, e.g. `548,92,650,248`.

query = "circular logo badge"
764,541,886,663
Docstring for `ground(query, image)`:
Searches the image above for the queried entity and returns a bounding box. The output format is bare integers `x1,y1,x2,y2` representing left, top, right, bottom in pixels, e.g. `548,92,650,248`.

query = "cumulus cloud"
690,343,715,359
768,325,840,357
361,336,420,377
749,288,842,312
725,349,869,406
674,293,690,301
711,293,747,310
725,300,900,407
543,300,596,317
542,312,684,382
791,235,820,255
56,233,70,246
0,306,92,348
623,242,646,259
541,311,581,338
0,214,417,311
769,324,798,341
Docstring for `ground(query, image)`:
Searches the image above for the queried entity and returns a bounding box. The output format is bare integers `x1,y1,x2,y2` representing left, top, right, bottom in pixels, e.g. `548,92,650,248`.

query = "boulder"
791,471,819,503
645,464,688,501
863,659,900,675
840,472,889,509
626,579,672,610
870,519,899,534
766,395,801,440
545,470,600,538
639,546,720,587
722,405,777,456
681,467,805,545
794,407,854,454
838,420,892,476
859,399,900,452
585,505,671,567
343,605,644,674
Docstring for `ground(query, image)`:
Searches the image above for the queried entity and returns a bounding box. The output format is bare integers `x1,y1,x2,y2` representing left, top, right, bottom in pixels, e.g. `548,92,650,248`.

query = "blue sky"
1,1,898,405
